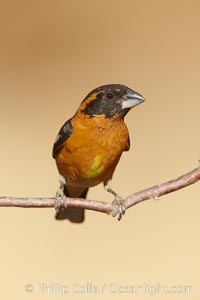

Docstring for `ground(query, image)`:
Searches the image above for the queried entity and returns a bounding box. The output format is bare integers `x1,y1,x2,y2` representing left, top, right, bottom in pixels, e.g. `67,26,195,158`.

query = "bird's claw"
112,195,126,221
104,180,126,220
55,186,67,215
55,175,67,215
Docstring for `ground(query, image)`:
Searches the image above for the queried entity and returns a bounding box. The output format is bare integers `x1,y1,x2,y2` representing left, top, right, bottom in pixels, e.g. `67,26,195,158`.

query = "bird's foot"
55,175,67,215
104,180,126,221
55,189,67,215
112,195,126,221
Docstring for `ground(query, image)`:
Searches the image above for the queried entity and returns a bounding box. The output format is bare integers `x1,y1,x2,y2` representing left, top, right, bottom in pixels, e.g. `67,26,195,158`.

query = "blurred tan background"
0,0,200,299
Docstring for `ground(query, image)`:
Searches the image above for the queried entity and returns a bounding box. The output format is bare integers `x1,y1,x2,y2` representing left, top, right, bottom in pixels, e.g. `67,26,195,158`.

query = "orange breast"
55,113,129,188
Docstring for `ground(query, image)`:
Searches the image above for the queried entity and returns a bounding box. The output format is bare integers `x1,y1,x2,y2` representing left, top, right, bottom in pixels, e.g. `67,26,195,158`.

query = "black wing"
52,118,73,158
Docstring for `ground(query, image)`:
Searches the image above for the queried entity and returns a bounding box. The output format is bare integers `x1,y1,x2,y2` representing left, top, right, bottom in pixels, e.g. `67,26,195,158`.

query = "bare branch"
0,166,200,217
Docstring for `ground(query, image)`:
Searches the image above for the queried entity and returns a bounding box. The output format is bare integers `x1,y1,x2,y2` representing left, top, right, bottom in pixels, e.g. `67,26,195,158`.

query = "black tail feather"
55,188,88,223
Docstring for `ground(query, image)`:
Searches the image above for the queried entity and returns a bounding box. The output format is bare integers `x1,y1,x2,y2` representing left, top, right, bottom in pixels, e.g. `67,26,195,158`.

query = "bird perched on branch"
52,84,144,222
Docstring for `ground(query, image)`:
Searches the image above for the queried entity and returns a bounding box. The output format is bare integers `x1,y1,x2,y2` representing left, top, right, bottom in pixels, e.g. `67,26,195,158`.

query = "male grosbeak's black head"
81,84,144,118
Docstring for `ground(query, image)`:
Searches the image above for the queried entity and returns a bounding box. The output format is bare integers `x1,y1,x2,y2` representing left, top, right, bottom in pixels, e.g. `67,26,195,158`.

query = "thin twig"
0,166,200,217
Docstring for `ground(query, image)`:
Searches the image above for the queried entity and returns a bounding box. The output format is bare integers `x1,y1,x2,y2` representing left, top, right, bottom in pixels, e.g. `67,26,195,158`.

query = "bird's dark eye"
106,92,114,99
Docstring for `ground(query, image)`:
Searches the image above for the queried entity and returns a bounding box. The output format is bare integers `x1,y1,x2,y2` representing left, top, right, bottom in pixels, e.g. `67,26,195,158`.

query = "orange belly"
55,115,129,188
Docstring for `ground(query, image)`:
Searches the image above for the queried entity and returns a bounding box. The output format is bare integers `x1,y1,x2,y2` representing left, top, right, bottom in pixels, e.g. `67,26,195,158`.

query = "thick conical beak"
121,89,145,110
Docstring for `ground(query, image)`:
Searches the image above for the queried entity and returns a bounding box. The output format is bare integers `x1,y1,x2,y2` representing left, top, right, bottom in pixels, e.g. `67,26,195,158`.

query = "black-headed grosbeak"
52,84,144,222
